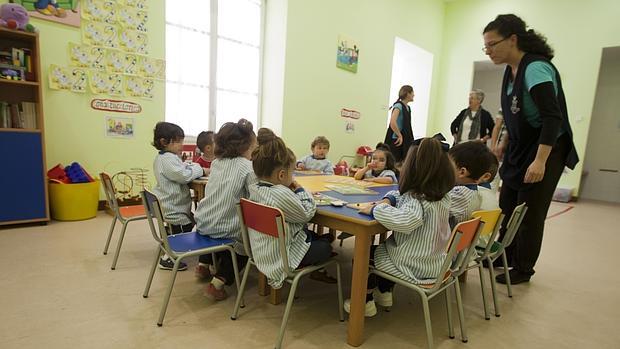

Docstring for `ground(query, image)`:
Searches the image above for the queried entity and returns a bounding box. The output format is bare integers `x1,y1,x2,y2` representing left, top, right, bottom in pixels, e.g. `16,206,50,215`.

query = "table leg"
347,232,371,346
258,272,269,296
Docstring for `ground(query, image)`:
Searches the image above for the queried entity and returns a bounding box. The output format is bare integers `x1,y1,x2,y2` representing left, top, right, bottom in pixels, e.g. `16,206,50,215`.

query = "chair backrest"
451,217,484,276
100,172,121,216
501,203,527,249
472,209,505,254
141,189,173,254
237,198,293,276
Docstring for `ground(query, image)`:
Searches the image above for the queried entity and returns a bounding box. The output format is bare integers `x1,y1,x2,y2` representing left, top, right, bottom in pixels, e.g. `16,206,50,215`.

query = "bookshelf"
0,27,49,225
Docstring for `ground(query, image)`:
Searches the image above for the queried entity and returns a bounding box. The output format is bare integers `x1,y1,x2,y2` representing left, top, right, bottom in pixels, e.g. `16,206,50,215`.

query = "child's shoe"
158,257,188,271
309,270,337,284
204,283,228,301
343,299,377,317
194,264,212,279
373,290,393,308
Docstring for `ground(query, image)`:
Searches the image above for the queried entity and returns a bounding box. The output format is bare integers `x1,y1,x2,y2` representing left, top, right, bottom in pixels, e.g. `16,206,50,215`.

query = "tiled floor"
2,200,619,348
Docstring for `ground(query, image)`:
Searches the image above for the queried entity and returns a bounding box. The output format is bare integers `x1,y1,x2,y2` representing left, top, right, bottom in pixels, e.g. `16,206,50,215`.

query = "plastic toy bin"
49,179,100,221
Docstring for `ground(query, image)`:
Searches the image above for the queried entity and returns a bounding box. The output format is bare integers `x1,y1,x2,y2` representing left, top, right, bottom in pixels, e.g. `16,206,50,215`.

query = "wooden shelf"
0,79,39,87
0,27,37,42
0,128,41,133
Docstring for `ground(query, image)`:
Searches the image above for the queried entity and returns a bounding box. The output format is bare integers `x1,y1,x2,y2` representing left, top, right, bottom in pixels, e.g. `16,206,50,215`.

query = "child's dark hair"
483,14,554,60
196,131,215,152
252,128,296,178
214,118,256,159
311,136,330,149
152,121,184,151
375,142,399,177
449,141,494,181
399,138,455,201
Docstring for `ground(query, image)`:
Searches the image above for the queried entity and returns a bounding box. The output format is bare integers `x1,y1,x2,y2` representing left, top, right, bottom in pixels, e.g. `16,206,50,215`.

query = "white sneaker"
344,299,377,317
373,290,393,307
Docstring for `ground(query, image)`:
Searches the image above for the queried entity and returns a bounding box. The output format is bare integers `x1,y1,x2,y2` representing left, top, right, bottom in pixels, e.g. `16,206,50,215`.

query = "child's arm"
295,156,308,170
365,176,394,184
160,154,204,183
448,186,474,224
372,198,424,233
276,186,316,223
354,165,370,180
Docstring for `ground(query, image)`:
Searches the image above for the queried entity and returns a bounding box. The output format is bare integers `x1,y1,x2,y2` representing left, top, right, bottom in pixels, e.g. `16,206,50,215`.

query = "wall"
434,0,620,195
278,0,446,164
0,0,166,196
471,63,503,118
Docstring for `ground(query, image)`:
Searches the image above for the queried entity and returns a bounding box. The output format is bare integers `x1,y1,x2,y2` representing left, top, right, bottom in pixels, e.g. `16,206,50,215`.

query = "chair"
369,217,483,349
231,199,344,349
140,189,241,326
478,203,528,303
100,172,147,270
463,209,504,319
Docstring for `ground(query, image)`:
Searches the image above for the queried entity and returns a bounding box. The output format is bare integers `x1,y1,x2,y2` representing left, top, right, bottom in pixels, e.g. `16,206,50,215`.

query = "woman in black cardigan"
450,89,495,144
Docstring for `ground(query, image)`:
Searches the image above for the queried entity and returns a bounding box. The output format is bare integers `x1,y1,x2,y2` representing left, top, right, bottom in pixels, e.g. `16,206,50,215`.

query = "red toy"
47,164,71,184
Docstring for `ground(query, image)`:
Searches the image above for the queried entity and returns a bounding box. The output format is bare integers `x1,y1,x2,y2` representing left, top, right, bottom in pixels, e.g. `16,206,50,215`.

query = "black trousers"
499,134,570,275
366,245,395,293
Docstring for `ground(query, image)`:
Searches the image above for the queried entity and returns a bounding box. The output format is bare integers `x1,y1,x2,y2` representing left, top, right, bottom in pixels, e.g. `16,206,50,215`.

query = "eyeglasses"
482,37,509,52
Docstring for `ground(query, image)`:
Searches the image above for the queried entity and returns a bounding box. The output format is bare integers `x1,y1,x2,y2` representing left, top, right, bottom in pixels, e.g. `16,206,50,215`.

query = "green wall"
279,0,446,164
434,0,620,194
0,0,165,195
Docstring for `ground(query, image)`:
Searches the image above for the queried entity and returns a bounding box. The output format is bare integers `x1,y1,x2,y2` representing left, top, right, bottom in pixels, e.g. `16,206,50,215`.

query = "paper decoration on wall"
117,5,148,32
68,43,93,67
83,21,118,48
108,74,124,96
22,1,81,27
125,76,153,99
106,116,134,138
337,34,359,73
91,99,142,113
340,108,361,119
118,28,148,54
123,53,139,75
121,0,148,10
81,0,116,24
345,121,355,134
89,70,114,94
48,64,87,92
105,49,125,73
139,56,165,80
90,46,107,70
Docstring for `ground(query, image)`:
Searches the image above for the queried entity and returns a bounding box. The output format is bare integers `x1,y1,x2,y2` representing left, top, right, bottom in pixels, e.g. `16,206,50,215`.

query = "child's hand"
296,163,306,170
202,167,210,177
368,162,377,169
358,204,374,215
289,180,302,191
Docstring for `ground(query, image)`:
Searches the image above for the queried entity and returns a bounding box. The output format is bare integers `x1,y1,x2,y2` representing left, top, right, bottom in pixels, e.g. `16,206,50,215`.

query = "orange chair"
100,172,146,270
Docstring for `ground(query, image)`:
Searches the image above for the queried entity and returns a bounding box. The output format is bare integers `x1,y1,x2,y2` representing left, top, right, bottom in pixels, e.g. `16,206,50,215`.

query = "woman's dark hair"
399,138,455,201
214,118,256,158
374,142,399,177
483,14,554,60
392,85,413,106
152,122,184,151
196,131,215,152
449,141,494,181
252,128,296,178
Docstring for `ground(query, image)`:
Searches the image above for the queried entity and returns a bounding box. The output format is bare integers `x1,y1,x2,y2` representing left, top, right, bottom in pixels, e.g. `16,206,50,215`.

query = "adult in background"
483,14,578,284
450,89,495,145
384,85,414,163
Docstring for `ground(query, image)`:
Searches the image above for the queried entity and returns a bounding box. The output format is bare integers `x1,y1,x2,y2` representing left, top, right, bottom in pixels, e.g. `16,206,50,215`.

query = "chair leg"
501,252,513,297
231,262,252,320
454,281,468,343
110,221,128,270
336,263,344,321
103,216,117,255
157,257,182,326
478,265,490,320
445,287,454,339
488,258,501,317
143,247,161,298
421,295,434,349
275,275,302,349
211,252,218,273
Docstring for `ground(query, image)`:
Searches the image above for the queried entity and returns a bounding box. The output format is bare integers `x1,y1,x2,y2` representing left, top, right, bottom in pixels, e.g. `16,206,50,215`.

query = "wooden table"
190,177,208,205
295,175,395,347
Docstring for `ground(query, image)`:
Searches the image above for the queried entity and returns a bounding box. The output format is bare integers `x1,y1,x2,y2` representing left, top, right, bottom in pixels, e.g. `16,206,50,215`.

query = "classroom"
1,0,619,348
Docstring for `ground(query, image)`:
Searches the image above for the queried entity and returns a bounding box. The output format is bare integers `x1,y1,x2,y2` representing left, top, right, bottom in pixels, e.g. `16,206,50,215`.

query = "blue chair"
141,189,241,326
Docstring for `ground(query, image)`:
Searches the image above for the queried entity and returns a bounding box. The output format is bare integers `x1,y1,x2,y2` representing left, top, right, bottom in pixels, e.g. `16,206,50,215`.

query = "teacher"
450,89,495,144
483,14,578,284
384,85,414,163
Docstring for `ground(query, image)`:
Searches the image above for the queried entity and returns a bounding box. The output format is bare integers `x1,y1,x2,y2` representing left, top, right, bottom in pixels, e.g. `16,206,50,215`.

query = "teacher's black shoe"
496,269,531,285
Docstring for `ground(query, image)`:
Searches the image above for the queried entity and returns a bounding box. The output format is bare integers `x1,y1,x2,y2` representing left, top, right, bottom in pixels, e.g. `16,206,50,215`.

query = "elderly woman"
450,89,495,144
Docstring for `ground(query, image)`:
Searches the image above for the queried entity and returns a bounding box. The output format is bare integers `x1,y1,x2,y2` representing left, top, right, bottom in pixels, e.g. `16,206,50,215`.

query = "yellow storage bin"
49,179,100,221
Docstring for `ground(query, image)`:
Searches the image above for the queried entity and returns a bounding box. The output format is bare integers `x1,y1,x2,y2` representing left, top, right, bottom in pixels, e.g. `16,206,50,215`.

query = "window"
165,0,262,136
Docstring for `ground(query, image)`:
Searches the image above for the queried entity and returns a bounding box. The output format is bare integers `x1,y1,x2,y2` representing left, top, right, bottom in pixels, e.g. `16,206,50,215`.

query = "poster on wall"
105,116,134,138
13,0,81,27
337,34,359,73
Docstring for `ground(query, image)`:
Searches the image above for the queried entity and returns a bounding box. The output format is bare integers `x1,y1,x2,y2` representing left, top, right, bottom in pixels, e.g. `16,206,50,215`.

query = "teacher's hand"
524,159,546,183
394,134,403,147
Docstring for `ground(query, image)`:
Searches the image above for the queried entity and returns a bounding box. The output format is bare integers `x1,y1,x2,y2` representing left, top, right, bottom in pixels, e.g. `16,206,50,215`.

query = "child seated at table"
296,136,334,174
344,138,456,316
354,143,399,184
195,131,215,176
249,128,336,288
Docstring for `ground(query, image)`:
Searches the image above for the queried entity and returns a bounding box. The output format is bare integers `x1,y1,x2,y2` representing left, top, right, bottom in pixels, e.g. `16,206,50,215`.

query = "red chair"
100,172,146,270
231,198,343,349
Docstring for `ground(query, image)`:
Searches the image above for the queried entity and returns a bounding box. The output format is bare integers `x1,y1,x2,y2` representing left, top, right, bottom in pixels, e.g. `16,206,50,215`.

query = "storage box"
552,187,573,203
49,179,100,221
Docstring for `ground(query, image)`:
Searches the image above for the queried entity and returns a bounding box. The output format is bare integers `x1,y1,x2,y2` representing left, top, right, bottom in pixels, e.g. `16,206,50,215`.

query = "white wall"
471,63,503,117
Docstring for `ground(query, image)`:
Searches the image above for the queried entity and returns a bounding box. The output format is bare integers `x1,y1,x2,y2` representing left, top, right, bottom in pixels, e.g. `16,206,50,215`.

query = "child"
354,143,399,184
194,119,257,301
478,151,500,211
296,136,334,174
248,128,335,289
344,138,456,316
195,131,215,176
152,122,206,270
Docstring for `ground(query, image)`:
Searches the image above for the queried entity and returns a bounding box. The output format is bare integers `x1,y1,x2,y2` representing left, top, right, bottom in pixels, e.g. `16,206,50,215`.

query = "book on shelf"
0,101,37,129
